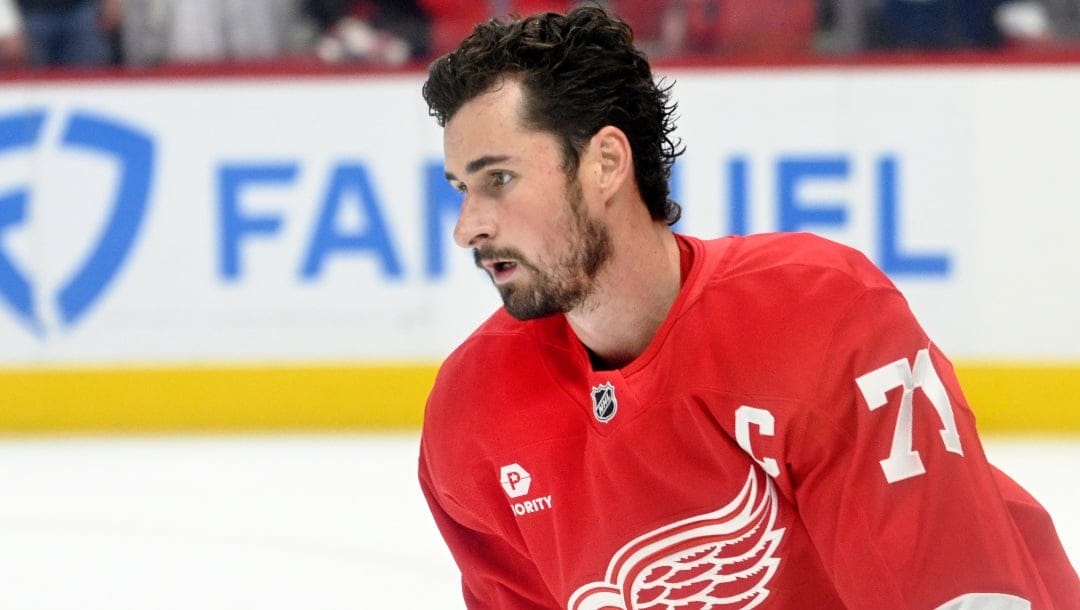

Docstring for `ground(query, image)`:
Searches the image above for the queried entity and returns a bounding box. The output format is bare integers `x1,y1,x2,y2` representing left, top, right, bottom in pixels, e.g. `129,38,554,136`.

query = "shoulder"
426,308,529,415
430,308,554,399
701,232,894,291
420,308,569,475
675,232,898,316
666,233,910,400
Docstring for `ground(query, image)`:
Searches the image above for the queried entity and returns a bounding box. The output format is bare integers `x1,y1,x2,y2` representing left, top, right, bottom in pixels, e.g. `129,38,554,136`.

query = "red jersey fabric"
419,232,1079,609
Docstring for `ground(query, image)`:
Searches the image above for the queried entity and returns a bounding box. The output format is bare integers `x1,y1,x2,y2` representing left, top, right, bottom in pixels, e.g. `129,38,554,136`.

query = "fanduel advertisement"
0,109,153,337
0,67,1078,365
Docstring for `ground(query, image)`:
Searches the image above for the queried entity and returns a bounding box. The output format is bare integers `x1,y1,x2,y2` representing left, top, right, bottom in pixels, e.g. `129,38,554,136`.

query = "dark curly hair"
422,6,683,225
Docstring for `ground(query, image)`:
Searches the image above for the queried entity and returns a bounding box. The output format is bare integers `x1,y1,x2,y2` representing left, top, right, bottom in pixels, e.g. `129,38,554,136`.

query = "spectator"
0,0,27,66
16,0,119,67
611,0,818,59
306,0,431,65
873,0,1006,50
121,0,303,66
996,0,1060,46
819,0,1049,53
420,1,571,58
815,0,872,54
1040,0,1080,39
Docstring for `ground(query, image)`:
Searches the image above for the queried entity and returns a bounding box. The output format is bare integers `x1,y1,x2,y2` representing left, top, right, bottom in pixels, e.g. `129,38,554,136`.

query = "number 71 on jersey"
856,348,964,484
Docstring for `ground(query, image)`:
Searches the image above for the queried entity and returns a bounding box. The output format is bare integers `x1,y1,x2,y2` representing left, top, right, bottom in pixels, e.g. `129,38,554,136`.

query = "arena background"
0,54,1077,607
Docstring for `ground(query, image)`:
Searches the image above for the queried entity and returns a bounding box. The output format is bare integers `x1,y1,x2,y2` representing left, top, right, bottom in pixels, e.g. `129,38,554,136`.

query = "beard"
473,178,612,321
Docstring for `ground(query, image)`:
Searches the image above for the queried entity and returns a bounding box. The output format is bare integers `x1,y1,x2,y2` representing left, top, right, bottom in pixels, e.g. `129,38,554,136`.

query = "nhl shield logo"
590,382,618,423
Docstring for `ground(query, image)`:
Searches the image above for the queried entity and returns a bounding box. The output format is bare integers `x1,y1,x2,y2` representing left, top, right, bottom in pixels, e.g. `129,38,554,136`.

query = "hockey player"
418,6,1080,609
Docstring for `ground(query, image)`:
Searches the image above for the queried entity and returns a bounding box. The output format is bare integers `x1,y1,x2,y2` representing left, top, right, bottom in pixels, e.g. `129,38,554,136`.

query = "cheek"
503,181,577,251
514,190,562,231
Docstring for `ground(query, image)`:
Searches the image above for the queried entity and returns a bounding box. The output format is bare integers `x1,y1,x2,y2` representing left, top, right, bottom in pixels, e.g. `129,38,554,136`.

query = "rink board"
0,63,1078,432
0,362,1076,433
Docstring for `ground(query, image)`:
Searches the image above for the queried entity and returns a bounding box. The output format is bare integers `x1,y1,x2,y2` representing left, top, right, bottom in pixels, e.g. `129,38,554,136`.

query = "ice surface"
0,434,1073,609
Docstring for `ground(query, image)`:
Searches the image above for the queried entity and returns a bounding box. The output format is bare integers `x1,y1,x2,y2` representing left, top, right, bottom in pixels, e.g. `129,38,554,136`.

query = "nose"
453,195,496,248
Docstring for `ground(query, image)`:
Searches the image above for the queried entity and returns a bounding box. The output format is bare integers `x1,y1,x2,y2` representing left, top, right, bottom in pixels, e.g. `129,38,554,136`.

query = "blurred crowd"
1,0,1079,70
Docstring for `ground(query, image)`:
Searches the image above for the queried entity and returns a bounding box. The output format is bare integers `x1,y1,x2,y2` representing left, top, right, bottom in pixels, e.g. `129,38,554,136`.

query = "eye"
489,171,512,188
451,181,467,195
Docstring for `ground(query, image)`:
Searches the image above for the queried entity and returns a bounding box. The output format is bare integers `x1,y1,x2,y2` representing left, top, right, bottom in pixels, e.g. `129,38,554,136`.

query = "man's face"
443,80,611,320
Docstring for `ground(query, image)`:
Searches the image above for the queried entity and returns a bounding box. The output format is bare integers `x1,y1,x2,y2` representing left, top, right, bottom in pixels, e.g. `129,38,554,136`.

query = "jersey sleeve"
418,436,558,609
789,286,1073,609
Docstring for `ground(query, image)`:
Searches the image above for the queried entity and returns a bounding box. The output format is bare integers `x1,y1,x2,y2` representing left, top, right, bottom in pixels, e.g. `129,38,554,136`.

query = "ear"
587,125,633,203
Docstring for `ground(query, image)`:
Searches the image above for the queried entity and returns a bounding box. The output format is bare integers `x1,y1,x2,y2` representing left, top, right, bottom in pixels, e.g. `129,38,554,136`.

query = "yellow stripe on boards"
954,363,1080,433
0,362,1075,433
0,364,439,433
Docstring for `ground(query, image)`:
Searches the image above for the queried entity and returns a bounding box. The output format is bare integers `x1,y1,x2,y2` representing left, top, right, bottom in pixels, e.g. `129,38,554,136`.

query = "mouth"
483,259,519,284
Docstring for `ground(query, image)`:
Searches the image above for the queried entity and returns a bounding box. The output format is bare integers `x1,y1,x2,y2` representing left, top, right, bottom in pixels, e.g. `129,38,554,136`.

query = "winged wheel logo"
567,468,785,610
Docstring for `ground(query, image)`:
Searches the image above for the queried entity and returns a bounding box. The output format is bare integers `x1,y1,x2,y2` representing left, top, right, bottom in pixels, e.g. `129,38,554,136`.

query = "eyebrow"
444,154,512,182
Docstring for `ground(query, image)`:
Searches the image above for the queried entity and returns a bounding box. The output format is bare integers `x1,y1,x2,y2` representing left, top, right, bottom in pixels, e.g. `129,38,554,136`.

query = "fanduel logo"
0,109,155,336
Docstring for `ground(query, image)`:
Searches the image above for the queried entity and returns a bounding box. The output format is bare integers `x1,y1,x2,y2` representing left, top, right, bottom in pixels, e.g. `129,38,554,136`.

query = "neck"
566,219,681,369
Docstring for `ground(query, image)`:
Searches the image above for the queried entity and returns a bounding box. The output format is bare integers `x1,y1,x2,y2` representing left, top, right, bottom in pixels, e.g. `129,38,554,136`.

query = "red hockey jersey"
419,232,1079,609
